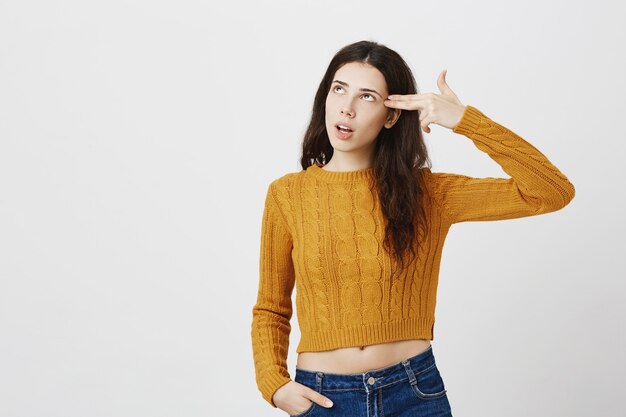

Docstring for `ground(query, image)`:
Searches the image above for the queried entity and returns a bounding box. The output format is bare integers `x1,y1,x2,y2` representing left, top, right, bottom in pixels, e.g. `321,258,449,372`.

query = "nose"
341,107,354,117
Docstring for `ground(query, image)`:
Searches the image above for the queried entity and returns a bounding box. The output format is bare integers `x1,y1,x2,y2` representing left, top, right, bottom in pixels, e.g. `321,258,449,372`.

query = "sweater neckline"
307,162,375,183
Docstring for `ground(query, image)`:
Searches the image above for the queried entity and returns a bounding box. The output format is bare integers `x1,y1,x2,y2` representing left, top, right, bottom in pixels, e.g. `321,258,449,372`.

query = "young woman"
251,40,575,417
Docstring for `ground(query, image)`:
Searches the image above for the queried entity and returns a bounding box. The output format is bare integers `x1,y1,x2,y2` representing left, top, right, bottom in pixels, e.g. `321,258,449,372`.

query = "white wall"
0,1,623,416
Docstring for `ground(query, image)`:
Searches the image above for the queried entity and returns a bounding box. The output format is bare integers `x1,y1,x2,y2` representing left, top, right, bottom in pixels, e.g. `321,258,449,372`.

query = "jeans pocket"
408,362,448,400
289,373,321,417
288,400,317,417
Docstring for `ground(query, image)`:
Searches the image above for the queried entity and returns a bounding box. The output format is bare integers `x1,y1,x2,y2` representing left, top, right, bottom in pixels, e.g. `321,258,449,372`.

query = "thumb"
307,388,334,408
437,69,460,100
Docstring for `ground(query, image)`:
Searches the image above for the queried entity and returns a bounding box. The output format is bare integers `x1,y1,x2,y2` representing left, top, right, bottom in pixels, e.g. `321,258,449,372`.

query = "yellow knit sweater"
251,105,575,407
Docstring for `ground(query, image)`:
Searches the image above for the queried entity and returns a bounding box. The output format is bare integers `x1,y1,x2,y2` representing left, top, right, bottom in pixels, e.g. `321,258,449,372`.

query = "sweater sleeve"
251,181,295,408
428,105,576,224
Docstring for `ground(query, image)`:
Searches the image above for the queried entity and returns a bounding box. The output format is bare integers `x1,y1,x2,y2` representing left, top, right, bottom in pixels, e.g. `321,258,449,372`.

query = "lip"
334,125,354,140
335,121,354,131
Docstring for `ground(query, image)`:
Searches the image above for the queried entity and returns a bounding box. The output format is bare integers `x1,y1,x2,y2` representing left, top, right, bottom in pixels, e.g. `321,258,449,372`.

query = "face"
325,62,400,159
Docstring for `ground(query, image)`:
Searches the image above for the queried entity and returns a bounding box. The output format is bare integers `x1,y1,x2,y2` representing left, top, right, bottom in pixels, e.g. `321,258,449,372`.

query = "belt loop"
401,359,417,386
315,371,323,392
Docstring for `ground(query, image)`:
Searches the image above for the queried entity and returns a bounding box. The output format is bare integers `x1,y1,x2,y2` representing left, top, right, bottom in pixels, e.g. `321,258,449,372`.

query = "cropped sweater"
250,105,576,407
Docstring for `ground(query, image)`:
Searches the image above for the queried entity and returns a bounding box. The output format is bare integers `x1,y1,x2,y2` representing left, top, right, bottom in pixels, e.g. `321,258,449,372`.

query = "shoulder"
268,169,302,192
415,165,432,176
414,166,460,190
265,169,304,208
414,166,446,201
414,165,433,187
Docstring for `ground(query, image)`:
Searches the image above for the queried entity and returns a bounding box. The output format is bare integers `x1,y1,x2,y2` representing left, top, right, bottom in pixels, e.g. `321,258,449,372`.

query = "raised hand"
384,69,466,133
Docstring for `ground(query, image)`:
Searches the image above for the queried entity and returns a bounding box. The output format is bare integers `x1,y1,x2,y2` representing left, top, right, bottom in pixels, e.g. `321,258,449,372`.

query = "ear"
384,108,401,129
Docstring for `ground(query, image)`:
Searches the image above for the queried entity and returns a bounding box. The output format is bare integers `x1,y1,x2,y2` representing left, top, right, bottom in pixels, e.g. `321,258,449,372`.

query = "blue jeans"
290,344,453,417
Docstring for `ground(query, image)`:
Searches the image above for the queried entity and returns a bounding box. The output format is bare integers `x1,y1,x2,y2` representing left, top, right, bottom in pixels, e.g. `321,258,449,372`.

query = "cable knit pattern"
251,105,576,407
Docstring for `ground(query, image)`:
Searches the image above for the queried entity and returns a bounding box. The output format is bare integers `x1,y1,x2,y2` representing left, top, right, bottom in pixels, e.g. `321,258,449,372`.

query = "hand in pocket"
273,380,333,416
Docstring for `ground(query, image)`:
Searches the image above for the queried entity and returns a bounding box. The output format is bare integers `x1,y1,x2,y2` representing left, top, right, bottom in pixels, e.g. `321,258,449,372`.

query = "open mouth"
336,124,353,133
334,123,354,140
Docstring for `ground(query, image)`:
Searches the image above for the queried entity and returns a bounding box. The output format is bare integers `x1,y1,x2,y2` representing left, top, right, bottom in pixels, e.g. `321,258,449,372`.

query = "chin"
329,139,360,152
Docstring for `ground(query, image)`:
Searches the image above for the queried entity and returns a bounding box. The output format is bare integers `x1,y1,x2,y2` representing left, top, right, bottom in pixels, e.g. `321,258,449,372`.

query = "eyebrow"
332,79,383,99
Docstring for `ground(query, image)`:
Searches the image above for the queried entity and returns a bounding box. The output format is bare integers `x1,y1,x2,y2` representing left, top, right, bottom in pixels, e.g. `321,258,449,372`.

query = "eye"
332,85,375,101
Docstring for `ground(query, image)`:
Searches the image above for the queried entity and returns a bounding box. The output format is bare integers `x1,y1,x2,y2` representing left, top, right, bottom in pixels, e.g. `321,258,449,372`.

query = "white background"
1,1,624,416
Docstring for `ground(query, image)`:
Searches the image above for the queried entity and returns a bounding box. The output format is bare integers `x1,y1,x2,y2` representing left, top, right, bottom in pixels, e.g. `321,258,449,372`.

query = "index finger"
386,93,428,101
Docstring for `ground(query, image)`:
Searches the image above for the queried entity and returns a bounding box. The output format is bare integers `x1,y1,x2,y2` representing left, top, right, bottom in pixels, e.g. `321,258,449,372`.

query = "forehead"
332,62,388,93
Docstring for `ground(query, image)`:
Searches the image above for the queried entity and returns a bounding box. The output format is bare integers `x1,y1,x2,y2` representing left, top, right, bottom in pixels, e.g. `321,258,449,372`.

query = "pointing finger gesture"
384,69,466,134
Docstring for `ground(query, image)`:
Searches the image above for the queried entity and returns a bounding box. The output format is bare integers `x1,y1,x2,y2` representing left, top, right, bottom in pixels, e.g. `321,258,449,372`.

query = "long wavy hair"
300,40,432,271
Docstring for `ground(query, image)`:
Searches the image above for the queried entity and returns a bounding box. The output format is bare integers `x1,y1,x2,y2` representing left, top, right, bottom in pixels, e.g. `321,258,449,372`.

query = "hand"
384,69,466,134
273,380,334,415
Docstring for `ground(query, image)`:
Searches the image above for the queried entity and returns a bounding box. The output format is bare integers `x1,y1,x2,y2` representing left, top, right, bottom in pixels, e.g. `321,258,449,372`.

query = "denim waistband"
294,344,437,392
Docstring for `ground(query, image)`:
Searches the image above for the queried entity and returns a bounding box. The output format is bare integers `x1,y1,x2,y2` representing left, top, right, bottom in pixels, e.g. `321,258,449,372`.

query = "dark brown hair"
300,40,432,271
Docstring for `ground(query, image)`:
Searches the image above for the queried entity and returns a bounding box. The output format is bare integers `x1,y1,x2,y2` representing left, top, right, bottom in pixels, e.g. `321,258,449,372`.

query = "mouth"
334,122,354,140
335,122,354,133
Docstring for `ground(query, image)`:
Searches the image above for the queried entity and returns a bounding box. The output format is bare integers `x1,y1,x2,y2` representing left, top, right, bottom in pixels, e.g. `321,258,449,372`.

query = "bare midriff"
296,339,432,374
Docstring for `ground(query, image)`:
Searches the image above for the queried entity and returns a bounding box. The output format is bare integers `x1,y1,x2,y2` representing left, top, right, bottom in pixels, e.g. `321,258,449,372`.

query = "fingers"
420,111,432,133
384,93,431,111
384,98,421,110
307,389,333,408
277,383,334,415
387,93,423,101
386,93,428,102
385,97,432,133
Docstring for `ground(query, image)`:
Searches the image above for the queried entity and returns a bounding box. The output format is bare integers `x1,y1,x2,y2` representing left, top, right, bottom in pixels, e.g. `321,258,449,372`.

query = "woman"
251,40,575,417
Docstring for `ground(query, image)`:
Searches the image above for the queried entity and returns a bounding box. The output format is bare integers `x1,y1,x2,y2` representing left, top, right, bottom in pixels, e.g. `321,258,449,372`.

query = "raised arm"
250,181,295,407
427,105,575,223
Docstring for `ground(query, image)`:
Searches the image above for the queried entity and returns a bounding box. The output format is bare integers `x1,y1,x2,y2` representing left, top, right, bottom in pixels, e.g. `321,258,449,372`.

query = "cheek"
325,95,337,110
362,106,388,128
324,97,334,117
324,100,333,122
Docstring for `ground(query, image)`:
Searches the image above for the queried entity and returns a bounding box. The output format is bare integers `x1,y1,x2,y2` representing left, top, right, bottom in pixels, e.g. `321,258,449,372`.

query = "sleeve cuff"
452,105,484,135
260,372,292,408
